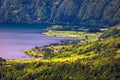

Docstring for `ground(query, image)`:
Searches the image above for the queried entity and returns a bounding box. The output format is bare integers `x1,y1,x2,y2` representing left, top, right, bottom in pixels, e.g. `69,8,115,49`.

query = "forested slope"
0,0,120,26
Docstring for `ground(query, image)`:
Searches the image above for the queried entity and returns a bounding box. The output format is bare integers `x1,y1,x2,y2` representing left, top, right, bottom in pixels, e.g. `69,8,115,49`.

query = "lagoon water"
0,24,79,60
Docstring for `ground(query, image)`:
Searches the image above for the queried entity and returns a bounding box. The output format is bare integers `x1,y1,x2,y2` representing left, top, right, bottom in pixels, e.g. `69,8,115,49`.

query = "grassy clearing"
43,30,102,42
6,58,41,64
6,51,98,64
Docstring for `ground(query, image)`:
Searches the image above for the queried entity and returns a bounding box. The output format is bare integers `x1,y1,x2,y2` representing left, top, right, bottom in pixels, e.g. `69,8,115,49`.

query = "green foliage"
1,0,120,26
0,57,6,66
0,26,120,80
100,25,120,38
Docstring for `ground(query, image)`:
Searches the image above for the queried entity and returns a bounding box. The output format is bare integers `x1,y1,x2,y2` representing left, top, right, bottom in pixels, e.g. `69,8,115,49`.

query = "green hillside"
0,0,120,26
0,26,120,80
100,25,120,38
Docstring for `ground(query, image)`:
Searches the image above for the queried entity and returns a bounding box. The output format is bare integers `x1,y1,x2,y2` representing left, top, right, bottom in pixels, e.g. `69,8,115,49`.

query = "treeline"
48,25,102,33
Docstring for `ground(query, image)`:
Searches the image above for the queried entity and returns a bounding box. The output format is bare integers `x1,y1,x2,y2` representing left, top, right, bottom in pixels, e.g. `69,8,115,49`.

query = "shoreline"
0,31,80,60
24,35,80,59
0,25,102,60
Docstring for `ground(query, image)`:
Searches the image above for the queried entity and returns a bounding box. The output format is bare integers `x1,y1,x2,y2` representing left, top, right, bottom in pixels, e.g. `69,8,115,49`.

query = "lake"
0,24,79,60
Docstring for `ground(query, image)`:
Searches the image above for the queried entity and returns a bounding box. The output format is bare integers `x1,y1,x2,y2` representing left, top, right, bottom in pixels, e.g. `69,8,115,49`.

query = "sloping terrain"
100,25,120,38
0,26,120,80
0,0,120,26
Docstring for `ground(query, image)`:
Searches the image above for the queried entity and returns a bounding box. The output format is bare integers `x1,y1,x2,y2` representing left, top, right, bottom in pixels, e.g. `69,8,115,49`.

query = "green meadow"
43,30,102,42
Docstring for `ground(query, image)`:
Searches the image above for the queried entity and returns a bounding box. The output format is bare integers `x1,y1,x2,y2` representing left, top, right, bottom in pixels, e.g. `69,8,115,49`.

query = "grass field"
43,30,102,42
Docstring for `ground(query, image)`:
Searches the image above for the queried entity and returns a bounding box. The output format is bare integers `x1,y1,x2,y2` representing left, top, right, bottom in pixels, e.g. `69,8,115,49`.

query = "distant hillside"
100,25,120,38
0,0,120,26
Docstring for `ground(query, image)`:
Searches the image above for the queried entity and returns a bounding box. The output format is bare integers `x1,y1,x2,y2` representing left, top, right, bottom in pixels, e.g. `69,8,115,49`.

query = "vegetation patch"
43,27,103,42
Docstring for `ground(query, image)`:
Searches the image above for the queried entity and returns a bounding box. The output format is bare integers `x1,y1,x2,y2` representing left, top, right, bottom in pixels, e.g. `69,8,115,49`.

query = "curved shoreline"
24,34,80,59
0,32,80,60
